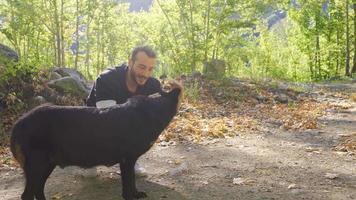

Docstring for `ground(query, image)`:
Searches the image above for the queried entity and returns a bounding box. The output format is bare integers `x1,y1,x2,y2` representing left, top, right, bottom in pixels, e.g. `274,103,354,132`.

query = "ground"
0,80,355,200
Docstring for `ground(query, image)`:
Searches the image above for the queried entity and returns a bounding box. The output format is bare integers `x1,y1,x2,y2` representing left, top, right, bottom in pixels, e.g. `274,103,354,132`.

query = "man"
86,45,162,176
87,45,161,107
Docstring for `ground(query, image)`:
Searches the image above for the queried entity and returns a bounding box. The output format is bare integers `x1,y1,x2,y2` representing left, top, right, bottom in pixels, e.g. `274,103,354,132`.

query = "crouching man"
86,45,171,176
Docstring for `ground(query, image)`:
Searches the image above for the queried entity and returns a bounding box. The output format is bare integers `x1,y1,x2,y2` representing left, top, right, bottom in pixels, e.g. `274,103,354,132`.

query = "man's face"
128,51,156,86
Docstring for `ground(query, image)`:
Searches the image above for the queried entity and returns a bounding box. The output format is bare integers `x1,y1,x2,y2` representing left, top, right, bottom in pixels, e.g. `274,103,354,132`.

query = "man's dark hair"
131,45,156,61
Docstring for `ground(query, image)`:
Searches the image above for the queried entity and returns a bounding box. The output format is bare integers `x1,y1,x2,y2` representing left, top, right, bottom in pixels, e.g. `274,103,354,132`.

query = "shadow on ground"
45,167,188,200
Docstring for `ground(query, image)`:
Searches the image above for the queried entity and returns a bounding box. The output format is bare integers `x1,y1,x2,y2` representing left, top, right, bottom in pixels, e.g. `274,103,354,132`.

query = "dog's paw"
134,191,147,198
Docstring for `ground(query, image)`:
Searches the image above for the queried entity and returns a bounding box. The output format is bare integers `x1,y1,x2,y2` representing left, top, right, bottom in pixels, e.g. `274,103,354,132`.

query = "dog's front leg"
120,158,147,200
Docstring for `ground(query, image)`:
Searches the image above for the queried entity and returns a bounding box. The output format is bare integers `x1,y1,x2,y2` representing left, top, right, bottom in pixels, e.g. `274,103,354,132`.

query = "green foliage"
184,80,200,102
0,61,38,85
0,0,354,82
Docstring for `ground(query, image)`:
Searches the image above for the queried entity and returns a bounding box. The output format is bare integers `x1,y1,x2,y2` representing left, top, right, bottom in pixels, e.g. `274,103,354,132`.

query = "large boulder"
47,68,91,98
0,43,19,66
48,77,89,98
28,96,47,109
53,68,91,90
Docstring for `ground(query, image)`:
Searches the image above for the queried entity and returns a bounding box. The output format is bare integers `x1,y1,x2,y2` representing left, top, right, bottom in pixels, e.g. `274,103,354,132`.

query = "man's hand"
167,79,183,91
167,79,183,112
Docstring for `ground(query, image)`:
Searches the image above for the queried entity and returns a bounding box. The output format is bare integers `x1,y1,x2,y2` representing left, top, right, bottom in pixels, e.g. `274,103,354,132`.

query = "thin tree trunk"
96,19,102,76
314,35,320,80
189,0,196,72
351,0,356,74
327,15,332,76
156,0,181,62
317,35,321,78
53,33,57,67
85,25,91,76
309,53,314,80
35,30,40,62
53,0,61,67
204,0,211,63
60,0,65,67
345,0,351,76
85,6,94,78
74,0,80,70
336,28,341,76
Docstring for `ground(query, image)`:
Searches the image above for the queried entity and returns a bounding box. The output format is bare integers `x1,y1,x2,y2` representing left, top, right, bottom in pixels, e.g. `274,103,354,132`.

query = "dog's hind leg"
21,170,35,200
34,163,55,200
120,158,147,200
21,151,52,200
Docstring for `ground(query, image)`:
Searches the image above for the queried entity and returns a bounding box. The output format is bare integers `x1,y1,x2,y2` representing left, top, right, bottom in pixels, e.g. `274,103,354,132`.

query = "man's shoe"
86,167,97,177
115,163,147,177
134,162,147,177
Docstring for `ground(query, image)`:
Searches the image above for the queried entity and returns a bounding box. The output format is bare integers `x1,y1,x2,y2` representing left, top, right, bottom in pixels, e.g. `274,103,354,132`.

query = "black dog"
10,88,182,200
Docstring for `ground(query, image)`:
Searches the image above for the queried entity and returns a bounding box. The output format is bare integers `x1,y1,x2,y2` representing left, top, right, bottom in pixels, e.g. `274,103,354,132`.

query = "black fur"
10,88,181,200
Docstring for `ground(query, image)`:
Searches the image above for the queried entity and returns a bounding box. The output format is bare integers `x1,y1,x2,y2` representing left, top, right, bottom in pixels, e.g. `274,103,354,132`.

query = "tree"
345,0,351,76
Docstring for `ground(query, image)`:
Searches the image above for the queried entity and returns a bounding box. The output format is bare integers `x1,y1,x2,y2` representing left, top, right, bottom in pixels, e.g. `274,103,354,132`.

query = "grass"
184,81,200,102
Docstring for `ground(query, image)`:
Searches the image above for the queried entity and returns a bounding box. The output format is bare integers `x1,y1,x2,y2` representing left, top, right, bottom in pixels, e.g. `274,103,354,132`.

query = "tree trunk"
96,19,102,76
309,53,314,80
60,0,65,67
345,0,351,76
74,0,80,70
53,33,57,67
85,0,94,78
156,0,181,67
53,0,61,67
204,0,211,63
189,0,196,72
317,35,321,78
336,28,341,76
85,24,91,77
351,0,356,74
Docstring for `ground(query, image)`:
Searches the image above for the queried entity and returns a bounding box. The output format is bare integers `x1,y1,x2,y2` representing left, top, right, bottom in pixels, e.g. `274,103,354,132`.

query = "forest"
0,1,355,200
0,0,355,81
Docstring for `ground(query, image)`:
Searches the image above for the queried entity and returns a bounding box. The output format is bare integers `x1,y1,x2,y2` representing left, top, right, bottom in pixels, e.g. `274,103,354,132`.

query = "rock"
52,68,91,90
0,43,19,66
325,173,338,179
169,162,188,176
288,184,298,189
192,71,202,79
266,119,283,127
201,181,209,185
275,93,289,104
256,95,268,102
233,177,245,185
49,72,62,81
278,83,289,90
29,96,47,108
48,77,89,97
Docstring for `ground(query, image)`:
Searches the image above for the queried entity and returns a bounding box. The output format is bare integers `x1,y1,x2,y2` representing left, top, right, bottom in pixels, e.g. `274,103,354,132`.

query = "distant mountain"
125,0,153,12
267,10,287,29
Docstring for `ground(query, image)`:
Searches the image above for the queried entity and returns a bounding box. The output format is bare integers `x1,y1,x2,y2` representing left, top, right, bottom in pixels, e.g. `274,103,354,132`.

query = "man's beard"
130,69,147,86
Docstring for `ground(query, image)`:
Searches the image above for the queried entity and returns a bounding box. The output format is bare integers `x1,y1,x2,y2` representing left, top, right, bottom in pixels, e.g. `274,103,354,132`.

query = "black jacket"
86,64,162,107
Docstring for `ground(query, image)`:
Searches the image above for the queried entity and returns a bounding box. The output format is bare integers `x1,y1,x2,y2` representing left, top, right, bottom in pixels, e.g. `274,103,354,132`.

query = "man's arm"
149,78,163,94
95,77,117,108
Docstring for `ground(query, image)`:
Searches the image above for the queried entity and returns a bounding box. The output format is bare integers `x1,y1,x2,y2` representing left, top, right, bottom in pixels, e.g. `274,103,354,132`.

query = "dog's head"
163,80,183,112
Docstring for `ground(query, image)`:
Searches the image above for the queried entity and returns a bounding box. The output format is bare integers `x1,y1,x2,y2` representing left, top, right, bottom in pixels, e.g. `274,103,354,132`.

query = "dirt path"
1,85,355,200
